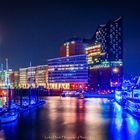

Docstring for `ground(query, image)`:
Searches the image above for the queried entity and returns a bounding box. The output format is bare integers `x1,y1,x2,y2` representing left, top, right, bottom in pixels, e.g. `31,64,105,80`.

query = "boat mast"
5,58,10,88
5,58,11,111
1,63,4,87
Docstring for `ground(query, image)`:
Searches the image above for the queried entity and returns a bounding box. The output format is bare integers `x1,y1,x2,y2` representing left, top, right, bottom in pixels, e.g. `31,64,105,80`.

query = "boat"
60,91,74,97
115,89,127,106
115,77,140,117
125,87,140,117
126,99,140,117
0,111,19,124
75,91,85,98
115,79,133,106
60,90,84,98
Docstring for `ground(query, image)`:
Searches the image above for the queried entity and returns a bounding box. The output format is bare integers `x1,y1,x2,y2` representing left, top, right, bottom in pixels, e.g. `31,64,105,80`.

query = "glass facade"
36,65,48,88
19,65,48,88
84,17,123,91
48,54,88,89
19,68,27,88
95,17,123,61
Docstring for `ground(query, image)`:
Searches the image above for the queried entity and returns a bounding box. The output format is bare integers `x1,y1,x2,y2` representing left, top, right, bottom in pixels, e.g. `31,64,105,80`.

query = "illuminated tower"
95,17,123,61
85,17,123,91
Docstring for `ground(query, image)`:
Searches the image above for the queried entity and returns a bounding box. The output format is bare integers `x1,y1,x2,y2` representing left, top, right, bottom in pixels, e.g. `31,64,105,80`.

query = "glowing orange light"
112,67,119,73
115,82,118,85
2,90,7,96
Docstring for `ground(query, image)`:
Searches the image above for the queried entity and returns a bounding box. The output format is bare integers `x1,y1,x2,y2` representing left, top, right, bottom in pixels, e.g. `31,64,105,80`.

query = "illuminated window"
66,43,69,57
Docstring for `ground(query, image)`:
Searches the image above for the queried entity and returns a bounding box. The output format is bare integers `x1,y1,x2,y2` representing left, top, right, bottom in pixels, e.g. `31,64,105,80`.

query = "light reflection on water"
110,102,140,140
1,97,140,140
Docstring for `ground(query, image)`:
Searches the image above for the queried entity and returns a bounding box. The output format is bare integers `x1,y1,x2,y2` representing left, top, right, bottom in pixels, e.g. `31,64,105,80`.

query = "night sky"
0,0,140,77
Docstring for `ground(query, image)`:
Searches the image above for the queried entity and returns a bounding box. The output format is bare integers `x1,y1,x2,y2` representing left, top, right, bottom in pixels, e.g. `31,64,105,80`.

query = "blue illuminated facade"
84,17,123,91
48,17,123,91
48,54,88,90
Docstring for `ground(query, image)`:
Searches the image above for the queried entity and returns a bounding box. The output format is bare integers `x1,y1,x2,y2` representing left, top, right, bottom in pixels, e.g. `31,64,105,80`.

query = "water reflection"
1,97,140,140
127,117,139,134
0,97,7,108
0,121,18,140
110,102,140,140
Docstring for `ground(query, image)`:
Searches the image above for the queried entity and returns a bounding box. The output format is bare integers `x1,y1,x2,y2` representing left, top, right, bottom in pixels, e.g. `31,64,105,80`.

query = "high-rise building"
95,17,123,61
19,68,27,88
36,65,48,88
13,71,20,88
27,66,37,88
0,69,13,88
60,38,86,57
48,54,88,90
10,17,123,93
19,65,48,88
85,17,123,91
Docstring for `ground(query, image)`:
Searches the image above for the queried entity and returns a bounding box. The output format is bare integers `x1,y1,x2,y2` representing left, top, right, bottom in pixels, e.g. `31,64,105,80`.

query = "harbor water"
0,97,140,140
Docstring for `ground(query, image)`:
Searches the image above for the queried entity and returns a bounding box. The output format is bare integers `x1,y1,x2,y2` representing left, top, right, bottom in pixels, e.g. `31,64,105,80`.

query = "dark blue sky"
0,0,140,77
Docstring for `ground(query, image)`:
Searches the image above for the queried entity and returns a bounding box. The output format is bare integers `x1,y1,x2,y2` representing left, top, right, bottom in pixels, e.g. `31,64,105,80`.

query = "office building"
48,54,88,90
19,65,48,88
36,65,48,88
19,68,27,88
60,38,86,57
